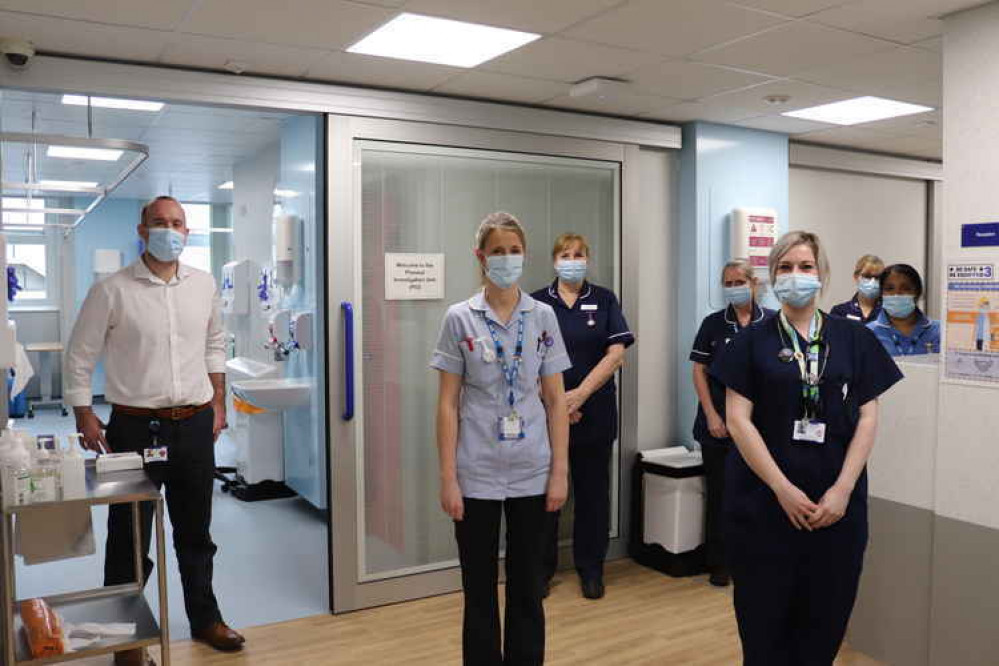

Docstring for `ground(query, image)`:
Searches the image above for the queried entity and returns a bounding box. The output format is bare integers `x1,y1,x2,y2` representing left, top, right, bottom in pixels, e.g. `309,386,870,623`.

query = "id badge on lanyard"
144,419,170,463
484,313,527,442
780,311,827,445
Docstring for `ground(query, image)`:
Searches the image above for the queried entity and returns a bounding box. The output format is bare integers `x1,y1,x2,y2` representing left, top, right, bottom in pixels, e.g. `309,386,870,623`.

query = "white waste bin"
631,446,707,577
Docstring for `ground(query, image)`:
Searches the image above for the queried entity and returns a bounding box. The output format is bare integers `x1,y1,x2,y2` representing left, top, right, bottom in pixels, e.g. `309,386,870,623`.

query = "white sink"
231,378,311,410
225,356,279,382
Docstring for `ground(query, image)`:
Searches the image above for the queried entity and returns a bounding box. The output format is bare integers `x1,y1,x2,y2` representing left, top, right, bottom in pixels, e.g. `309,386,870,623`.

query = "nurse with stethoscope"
431,211,570,666
711,231,902,665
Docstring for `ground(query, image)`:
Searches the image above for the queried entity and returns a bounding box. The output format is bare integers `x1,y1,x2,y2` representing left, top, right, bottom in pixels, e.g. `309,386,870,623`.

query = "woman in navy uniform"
690,258,773,587
432,212,571,666
532,233,634,600
867,263,941,356
712,231,902,666
830,254,884,323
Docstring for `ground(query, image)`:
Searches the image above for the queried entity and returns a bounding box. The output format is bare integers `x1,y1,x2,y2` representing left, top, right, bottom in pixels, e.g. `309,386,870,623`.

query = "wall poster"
944,262,999,385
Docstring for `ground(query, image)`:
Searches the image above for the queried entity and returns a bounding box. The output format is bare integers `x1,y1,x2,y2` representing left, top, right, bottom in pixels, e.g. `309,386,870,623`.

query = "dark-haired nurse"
532,232,634,601
867,263,940,356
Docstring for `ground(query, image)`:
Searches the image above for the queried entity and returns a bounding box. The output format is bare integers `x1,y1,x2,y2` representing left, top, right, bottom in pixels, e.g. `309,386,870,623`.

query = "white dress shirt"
64,259,225,409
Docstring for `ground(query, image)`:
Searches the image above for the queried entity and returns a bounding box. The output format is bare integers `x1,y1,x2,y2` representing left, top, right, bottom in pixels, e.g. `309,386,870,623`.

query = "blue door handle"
341,301,354,421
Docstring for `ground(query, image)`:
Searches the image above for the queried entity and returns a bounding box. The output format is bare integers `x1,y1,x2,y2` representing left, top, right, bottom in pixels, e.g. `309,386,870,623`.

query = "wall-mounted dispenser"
221,259,258,315
93,249,122,283
273,213,301,287
291,312,313,352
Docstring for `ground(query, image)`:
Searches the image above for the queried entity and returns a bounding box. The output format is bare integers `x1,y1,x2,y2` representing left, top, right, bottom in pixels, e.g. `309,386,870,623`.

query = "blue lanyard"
483,312,525,409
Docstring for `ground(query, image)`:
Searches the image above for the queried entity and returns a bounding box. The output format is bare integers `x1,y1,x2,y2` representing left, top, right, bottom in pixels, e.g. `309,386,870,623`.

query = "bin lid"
640,446,703,469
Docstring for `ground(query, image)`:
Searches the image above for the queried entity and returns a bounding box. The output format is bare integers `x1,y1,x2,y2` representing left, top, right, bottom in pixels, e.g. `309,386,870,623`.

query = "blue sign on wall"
962,222,999,247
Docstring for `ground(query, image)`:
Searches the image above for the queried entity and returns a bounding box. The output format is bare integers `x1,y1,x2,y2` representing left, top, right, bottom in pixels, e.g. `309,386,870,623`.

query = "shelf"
14,593,160,665
4,462,159,515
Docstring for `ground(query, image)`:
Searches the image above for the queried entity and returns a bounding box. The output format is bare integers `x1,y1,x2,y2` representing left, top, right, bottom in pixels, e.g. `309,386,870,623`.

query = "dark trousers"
104,408,222,632
730,525,866,666
454,495,551,666
543,440,612,582
699,436,730,573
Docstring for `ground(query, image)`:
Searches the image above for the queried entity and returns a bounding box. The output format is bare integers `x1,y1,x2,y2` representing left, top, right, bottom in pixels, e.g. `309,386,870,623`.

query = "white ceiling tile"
726,0,850,17
543,92,677,118
433,72,571,104
809,1,942,44
483,37,661,83
0,11,171,61
627,60,774,101
0,0,195,30
640,100,751,124
692,20,894,77
564,0,787,58
794,125,895,148
402,0,621,34
304,51,461,91
178,0,394,50
160,34,326,78
735,114,832,134
795,46,941,106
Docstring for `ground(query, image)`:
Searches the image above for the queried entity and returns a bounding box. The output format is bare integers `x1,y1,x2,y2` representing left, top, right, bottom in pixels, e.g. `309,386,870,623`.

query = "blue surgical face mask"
485,254,523,289
146,228,186,262
555,259,587,284
857,277,881,300
723,285,752,307
773,273,822,308
882,294,916,319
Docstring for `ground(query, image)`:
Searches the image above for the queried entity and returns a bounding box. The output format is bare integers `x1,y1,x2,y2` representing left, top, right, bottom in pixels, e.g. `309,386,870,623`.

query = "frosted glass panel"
359,143,618,578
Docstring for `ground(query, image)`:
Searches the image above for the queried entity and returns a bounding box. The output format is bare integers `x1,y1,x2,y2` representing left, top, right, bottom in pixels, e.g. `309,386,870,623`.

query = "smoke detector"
763,94,791,106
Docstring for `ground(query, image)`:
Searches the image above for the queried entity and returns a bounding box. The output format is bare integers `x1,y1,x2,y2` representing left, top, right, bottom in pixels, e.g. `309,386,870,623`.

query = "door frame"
327,115,645,612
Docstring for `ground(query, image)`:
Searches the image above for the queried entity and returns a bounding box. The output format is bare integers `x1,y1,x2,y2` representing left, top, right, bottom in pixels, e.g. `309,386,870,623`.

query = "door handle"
341,301,354,421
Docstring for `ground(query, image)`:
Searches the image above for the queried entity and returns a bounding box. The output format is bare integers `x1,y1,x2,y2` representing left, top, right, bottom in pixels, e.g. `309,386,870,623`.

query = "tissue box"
95,452,143,474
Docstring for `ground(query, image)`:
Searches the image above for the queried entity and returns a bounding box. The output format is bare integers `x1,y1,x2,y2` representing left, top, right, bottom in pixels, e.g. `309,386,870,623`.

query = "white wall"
790,167,928,312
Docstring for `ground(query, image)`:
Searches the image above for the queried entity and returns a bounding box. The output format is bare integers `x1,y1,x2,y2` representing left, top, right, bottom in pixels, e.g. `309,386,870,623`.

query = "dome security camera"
0,38,36,70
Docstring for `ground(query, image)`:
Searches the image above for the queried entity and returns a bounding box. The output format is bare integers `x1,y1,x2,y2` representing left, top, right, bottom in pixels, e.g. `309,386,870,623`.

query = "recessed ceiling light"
62,94,165,112
217,181,234,190
347,13,540,68
47,145,123,161
782,96,933,126
38,180,99,189
274,189,299,198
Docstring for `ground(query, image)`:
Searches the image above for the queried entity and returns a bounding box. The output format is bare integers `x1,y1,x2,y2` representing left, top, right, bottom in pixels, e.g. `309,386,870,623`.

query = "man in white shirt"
64,196,245,666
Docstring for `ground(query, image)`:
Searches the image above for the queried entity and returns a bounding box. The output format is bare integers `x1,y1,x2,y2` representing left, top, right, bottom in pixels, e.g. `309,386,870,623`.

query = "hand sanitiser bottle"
60,434,86,500
0,429,31,507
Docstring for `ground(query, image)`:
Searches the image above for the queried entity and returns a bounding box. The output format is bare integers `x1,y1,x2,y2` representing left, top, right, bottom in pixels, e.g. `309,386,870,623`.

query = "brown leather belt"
112,402,212,421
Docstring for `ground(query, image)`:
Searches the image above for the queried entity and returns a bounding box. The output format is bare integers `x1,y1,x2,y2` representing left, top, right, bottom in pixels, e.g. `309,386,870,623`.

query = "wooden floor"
151,559,883,665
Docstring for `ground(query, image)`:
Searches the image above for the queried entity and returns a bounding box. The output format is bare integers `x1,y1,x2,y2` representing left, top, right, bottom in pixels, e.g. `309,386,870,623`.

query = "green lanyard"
779,310,824,420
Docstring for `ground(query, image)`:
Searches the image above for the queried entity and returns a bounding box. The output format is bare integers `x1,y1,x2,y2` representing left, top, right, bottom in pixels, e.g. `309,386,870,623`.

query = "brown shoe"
114,649,155,666
192,621,246,652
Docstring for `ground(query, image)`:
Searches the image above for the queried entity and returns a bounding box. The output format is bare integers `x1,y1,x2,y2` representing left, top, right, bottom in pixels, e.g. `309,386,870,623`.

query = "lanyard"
779,310,824,420
482,312,525,409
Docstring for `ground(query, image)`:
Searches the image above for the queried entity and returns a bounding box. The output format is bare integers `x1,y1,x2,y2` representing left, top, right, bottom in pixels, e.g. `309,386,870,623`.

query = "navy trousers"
103,408,223,632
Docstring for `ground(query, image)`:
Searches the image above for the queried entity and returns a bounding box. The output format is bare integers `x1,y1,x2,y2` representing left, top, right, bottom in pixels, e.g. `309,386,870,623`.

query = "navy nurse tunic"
710,313,902,666
531,280,634,445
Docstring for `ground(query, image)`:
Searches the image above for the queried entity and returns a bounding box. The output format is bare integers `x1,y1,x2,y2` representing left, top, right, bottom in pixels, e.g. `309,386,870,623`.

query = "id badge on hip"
144,446,169,463
792,419,826,444
499,413,525,441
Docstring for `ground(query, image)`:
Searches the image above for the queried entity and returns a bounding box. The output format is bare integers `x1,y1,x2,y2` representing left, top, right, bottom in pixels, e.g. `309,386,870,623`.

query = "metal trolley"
0,461,170,665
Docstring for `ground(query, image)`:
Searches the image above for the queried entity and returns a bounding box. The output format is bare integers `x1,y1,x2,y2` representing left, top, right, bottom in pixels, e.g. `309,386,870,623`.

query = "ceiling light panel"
782,96,933,126
62,94,165,112
347,13,540,68
218,181,234,190
47,146,124,161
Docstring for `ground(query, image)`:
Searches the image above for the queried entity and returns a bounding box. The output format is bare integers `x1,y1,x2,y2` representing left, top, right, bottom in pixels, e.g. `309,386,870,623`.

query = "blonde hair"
721,258,755,285
551,233,590,259
768,231,830,292
474,212,527,282
475,211,526,252
853,253,884,277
